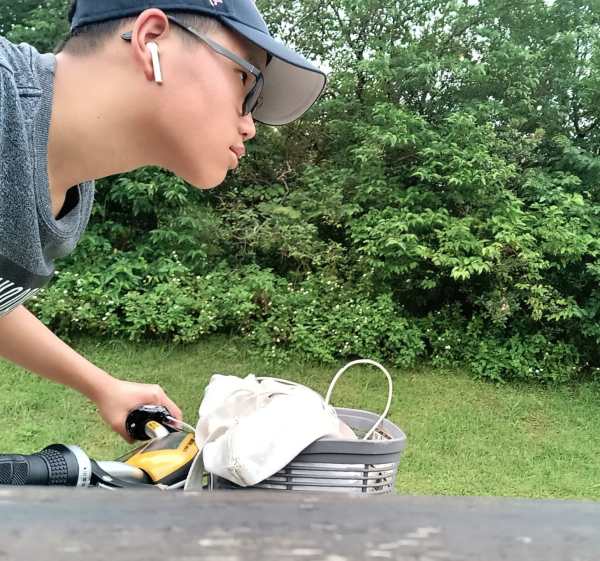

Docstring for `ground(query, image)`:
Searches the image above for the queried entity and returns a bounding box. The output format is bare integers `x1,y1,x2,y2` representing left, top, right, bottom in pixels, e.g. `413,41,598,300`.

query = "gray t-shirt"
0,37,94,317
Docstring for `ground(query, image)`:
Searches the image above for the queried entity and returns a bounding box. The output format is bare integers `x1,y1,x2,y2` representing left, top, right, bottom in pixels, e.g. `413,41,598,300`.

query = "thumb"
159,393,183,422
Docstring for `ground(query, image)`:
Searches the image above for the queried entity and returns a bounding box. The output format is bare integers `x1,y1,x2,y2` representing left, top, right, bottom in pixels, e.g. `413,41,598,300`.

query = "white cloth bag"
185,374,357,490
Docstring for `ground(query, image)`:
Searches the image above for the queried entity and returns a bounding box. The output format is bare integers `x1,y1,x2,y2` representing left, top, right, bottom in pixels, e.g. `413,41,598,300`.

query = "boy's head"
56,0,326,190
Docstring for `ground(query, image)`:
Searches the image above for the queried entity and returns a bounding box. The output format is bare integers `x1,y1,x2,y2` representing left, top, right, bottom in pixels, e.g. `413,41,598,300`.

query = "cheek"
157,63,239,188
170,106,233,189
169,70,238,135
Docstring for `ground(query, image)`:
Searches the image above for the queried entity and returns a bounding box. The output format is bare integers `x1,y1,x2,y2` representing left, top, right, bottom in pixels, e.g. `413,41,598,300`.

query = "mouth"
229,146,246,168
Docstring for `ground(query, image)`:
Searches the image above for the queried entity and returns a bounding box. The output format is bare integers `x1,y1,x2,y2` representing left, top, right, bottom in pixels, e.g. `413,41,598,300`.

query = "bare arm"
0,305,182,442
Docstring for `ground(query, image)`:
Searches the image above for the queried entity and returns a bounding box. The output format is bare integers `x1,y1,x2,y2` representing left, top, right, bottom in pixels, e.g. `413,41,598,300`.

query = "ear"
122,9,172,83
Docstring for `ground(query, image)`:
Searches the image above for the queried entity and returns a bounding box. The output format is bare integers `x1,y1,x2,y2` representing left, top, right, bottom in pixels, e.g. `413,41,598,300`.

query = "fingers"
149,383,182,421
161,394,183,422
98,379,183,442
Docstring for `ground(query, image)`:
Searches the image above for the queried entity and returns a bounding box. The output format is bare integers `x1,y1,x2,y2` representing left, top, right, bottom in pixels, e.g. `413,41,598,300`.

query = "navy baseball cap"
69,0,327,126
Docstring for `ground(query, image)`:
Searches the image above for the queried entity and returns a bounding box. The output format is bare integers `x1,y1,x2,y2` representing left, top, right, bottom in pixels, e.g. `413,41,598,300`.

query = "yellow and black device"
120,430,198,486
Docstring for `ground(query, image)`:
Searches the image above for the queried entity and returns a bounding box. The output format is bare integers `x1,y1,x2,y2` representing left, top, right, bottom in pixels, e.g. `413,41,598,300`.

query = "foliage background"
3,0,600,382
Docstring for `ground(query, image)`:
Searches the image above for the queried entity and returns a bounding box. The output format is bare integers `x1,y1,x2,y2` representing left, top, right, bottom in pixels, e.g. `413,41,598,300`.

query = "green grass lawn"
1,336,600,500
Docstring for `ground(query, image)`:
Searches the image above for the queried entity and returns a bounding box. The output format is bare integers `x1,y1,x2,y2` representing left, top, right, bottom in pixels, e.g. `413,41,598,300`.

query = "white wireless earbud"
147,42,162,84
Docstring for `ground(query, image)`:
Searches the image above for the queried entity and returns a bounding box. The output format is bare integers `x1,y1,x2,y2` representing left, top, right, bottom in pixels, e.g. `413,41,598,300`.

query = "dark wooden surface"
1,488,599,560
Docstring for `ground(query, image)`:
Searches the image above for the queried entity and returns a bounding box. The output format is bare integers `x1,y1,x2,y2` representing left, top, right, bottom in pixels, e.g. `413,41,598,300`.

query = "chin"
180,167,228,191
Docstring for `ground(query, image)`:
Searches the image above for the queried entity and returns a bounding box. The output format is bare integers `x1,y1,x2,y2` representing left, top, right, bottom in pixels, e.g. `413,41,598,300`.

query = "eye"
238,70,249,86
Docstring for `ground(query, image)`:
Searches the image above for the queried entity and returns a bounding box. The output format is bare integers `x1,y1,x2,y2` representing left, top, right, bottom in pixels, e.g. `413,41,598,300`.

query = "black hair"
55,0,223,55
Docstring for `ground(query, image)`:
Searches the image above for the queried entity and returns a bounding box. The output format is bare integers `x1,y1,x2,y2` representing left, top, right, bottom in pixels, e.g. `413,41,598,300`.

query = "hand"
94,377,183,443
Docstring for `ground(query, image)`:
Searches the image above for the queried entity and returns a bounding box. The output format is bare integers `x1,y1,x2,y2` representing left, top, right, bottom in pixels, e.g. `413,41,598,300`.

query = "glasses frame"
121,15,265,116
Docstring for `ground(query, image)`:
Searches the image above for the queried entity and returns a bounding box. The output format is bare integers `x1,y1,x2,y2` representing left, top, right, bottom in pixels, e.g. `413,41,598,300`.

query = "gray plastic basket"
211,407,407,494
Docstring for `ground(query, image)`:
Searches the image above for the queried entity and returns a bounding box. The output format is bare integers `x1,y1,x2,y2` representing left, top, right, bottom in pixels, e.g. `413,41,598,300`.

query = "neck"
47,52,156,216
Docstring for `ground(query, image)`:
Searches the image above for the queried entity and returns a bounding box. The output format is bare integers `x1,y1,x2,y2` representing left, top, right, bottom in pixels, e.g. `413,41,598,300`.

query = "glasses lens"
244,73,265,116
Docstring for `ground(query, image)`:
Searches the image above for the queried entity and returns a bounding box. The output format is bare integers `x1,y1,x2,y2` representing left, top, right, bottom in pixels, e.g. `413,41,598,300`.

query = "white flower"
445,345,451,350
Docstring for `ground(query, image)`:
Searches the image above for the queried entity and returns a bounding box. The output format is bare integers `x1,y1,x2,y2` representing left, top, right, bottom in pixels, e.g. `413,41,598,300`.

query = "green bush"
10,0,600,381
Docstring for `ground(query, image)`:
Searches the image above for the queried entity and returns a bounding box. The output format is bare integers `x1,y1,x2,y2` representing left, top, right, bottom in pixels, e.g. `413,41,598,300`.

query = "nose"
238,112,256,141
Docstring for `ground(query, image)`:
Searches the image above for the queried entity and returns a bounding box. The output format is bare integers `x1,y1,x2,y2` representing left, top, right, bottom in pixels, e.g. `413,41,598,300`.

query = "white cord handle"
166,417,196,433
325,359,393,441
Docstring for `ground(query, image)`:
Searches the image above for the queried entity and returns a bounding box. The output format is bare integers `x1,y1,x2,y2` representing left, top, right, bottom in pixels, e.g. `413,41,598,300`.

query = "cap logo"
209,0,223,5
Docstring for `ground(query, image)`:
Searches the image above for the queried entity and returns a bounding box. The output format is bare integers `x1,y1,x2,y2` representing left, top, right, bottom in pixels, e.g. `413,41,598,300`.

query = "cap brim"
221,18,327,126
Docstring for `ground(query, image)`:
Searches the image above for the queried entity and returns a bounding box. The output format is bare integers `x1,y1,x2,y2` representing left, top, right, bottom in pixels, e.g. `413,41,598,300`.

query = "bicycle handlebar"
0,405,176,487
0,445,90,487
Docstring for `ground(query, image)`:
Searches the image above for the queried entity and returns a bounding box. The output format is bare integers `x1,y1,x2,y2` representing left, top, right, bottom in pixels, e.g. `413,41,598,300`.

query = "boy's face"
150,26,268,190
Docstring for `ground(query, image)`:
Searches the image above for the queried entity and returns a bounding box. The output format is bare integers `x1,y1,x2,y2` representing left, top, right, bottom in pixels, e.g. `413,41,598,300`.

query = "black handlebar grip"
126,405,175,441
0,454,50,485
0,445,87,487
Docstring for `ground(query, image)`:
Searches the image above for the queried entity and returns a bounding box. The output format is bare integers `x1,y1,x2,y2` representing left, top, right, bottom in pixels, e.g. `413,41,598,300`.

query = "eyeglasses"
121,15,265,116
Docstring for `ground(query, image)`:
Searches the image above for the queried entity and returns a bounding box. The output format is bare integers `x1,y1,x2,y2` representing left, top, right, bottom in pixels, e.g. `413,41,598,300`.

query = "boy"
0,0,326,442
